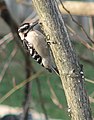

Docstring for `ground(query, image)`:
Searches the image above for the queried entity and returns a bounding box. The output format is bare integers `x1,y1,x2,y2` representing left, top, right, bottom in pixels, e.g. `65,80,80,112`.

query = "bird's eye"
18,23,30,32
25,26,29,29
23,25,29,30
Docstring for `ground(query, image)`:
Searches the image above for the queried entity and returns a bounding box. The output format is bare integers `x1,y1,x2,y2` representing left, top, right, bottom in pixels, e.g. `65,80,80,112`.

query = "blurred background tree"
0,0,94,120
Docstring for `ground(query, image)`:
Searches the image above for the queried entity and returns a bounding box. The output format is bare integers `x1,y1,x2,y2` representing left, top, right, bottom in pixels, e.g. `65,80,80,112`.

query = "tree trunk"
32,0,92,120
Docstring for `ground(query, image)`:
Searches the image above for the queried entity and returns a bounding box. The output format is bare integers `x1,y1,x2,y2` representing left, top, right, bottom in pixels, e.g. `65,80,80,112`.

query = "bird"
18,21,59,75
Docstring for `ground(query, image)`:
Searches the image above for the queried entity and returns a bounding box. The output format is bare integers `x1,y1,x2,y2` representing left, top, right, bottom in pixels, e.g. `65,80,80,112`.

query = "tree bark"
32,0,92,120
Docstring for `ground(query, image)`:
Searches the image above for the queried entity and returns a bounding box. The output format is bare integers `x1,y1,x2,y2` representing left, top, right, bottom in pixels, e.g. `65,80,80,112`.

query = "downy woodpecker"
18,22,59,74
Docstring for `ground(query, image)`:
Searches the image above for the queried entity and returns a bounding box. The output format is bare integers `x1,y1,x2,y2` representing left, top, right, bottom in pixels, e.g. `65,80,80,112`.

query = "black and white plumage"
23,38,43,65
18,22,59,74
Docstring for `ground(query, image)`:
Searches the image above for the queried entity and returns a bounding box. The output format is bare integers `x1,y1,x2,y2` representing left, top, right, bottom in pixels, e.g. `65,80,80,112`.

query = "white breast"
19,32,24,41
25,30,50,59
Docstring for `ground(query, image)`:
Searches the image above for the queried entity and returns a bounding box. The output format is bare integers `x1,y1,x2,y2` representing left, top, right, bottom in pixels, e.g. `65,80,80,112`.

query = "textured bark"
32,0,92,120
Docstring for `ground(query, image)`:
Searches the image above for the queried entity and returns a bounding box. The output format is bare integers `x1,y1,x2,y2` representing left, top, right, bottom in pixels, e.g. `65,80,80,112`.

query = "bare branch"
0,70,43,104
67,25,94,52
59,1,94,16
22,54,32,120
85,78,94,84
0,0,26,57
18,1,94,16
89,17,94,40
47,80,63,109
0,47,17,83
79,55,94,67
36,78,48,120
59,0,94,44
0,33,13,46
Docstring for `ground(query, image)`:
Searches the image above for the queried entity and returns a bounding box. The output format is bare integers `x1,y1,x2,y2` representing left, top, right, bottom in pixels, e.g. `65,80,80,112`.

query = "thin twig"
0,1,26,57
31,67,48,120
0,33,13,46
0,33,13,53
47,80,63,109
0,39,12,50
22,54,32,120
79,55,94,66
0,47,17,83
67,25,94,52
59,0,94,44
12,77,16,88
36,78,48,120
85,78,94,84
89,17,94,40
0,70,43,104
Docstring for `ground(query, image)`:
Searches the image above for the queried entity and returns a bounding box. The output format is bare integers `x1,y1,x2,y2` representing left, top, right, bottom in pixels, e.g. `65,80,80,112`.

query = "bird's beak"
26,21,38,34
29,21,38,30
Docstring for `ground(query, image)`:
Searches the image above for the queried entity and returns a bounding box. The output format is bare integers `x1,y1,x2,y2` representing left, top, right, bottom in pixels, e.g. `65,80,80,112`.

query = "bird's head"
18,22,38,34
